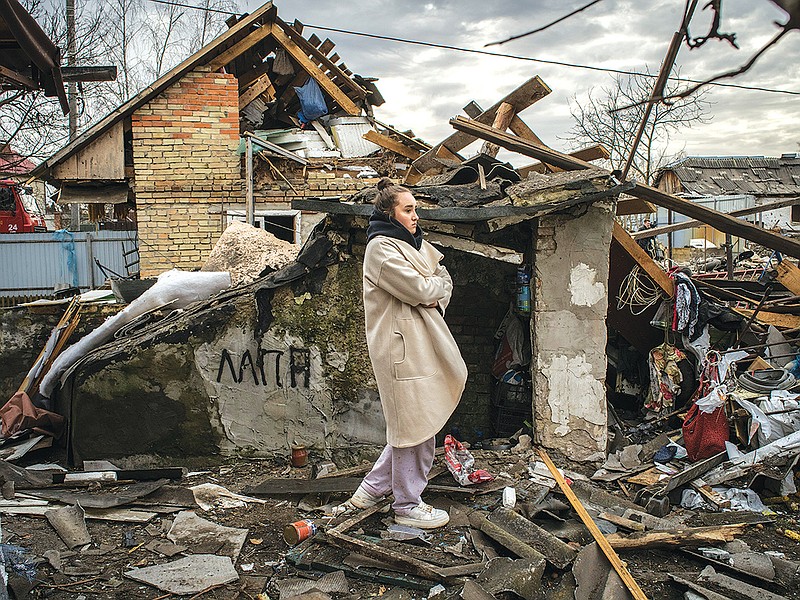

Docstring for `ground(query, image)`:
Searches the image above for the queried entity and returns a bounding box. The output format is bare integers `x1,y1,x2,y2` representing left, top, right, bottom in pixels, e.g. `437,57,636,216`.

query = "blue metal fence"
0,230,138,299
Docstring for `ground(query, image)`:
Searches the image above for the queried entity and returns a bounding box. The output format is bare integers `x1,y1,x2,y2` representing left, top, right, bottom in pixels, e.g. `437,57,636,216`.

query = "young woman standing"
343,178,467,529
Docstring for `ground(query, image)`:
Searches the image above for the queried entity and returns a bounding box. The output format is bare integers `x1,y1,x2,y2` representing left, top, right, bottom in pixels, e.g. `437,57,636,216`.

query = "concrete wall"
532,202,614,461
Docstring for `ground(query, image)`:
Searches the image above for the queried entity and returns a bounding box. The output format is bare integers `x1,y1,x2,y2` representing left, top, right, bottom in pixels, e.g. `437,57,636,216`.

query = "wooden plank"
273,18,366,99
270,24,361,115
239,73,275,109
631,196,800,239
449,115,598,171
207,24,274,70
53,121,124,181
612,222,675,297
325,530,450,583
0,65,37,89
426,232,522,264
733,308,800,329
362,130,421,160
598,512,645,532
776,259,800,295
368,117,431,151
537,448,649,600
654,451,727,497
413,77,552,173
606,524,747,550
238,60,272,90
480,102,515,157
517,144,611,177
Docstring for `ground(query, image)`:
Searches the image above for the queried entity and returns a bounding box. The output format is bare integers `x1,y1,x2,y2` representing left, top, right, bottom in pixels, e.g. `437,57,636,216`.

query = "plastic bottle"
516,266,531,314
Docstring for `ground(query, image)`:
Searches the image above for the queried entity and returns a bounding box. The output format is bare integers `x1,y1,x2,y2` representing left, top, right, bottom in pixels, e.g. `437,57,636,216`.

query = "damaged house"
30,0,420,275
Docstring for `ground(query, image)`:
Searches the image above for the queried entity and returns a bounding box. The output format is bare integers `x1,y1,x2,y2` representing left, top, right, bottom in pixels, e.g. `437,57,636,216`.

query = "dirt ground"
5,445,800,600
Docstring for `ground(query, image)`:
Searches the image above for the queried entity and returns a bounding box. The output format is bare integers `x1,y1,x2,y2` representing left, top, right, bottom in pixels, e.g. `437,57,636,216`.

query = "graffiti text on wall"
216,346,311,388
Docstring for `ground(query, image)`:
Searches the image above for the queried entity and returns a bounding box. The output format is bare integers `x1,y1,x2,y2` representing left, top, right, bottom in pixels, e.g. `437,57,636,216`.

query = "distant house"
654,154,800,248
31,1,417,277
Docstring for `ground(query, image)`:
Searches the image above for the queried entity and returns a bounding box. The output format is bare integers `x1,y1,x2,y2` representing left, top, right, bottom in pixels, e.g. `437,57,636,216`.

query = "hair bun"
376,177,394,191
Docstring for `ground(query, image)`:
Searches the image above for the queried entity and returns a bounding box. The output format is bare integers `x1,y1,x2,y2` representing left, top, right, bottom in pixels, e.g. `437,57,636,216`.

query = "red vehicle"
0,180,47,233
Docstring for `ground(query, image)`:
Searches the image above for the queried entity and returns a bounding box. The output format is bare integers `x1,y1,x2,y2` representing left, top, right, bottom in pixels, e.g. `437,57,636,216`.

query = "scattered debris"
124,554,239,595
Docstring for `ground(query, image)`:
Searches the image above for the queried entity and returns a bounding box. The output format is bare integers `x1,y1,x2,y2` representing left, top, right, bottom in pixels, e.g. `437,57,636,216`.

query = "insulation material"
201,221,298,286
40,270,231,398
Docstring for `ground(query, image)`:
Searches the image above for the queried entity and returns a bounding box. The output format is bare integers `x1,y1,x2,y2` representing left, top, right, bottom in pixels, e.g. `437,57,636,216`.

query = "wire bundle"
617,265,663,315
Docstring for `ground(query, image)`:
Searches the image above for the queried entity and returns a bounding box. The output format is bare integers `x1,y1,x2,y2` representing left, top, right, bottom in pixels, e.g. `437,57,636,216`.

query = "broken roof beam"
273,18,367,100
362,130,422,160
629,183,800,259
631,196,800,239
412,76,552,174
613,222,674,296
207,18,277,70
518,145,611,177
270,23,362,115
369,117,431,152
239,73,275,109
450,115,800,259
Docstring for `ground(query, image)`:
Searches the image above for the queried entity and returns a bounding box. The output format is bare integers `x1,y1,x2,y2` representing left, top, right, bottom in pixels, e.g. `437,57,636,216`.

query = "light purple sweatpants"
359,436,435,513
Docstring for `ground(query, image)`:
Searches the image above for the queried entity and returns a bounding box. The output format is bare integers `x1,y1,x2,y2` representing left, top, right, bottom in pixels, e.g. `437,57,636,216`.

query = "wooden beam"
207,24,274,70
480,102,516,157
606,524,747,550
270,23,361,116
612,222,674,297
273,18,366,99
632,196,800,239
518,144,610,177
450,115,800,259
61,66,117,82
369,117,431,151
0,65,37,89
413,76,552,173
239,73,275,109
537,449,649,600
733,308,800,329
629,183,800,259
362,130,421,160
449,115,597,171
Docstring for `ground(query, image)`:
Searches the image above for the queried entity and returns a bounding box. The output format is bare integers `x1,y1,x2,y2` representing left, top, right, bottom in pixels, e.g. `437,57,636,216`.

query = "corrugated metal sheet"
0,230,138,297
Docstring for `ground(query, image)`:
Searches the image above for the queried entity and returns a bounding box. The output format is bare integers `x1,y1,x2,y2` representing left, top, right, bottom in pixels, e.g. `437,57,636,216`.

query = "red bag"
682,402,729,462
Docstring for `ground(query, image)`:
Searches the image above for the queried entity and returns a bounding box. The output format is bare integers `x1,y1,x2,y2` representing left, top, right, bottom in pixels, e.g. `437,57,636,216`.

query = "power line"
486,0,605,47
143,0,800,96
148,0,236,15
303,23,800,97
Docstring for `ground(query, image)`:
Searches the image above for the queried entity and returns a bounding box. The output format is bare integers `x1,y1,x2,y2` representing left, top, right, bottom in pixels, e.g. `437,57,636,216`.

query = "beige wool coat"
363,236,468,448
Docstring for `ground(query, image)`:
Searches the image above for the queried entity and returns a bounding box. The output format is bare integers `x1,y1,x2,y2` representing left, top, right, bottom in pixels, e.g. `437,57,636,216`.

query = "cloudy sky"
244,0,799,166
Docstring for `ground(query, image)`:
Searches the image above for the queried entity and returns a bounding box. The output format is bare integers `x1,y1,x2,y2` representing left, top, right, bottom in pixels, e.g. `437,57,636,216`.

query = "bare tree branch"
686,0,738,49
666,26,793,102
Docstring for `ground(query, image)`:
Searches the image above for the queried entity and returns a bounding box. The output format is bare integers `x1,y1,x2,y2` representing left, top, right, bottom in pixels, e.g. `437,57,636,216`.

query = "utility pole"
66,0,79,230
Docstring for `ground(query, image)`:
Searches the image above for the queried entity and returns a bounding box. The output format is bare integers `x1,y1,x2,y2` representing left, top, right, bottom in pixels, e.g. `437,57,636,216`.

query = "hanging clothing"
646,343,686,412
672,272,701,339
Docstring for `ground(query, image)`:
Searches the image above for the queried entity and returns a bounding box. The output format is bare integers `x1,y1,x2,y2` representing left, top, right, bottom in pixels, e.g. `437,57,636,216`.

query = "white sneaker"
350,485,385,509
394,502,450,529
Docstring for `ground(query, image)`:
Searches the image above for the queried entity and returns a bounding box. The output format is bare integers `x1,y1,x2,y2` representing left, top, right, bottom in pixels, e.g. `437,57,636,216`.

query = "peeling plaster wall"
532,202,614,460
66,236,387,461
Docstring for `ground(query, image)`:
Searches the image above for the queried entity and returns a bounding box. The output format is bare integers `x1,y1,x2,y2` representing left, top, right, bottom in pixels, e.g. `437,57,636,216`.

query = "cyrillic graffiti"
216,345,310,388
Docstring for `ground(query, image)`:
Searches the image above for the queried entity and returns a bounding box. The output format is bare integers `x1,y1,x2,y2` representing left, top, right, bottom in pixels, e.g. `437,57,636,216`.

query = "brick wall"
443,252,517,442
253,155,400,206
132,67,242,276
